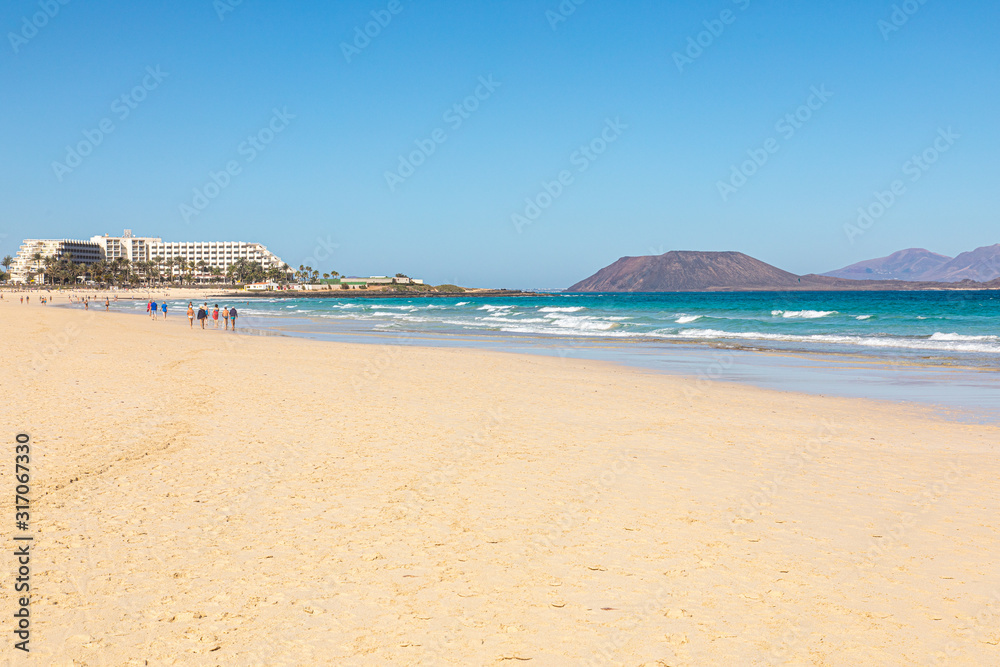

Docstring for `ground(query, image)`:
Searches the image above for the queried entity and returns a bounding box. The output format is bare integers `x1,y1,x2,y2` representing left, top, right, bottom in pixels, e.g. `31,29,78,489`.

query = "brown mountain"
567,251,807,292
920,244,1000,282
823,248,952,281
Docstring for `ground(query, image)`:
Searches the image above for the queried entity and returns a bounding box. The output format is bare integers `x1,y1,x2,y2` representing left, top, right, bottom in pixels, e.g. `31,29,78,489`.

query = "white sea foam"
475,316,550,324
455,302,469,306
669,329,1000,354
676,314,702,324
544,315,620,332
856,315,872,320
538,306,586,313
929,332,999,342
771,310,838,319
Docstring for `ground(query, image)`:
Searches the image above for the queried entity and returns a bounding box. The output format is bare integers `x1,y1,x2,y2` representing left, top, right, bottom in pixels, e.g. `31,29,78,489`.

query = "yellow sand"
1,298,998,666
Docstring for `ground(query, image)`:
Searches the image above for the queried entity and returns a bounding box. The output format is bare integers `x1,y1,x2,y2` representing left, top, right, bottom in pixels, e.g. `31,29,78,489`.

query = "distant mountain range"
823,245,1000,282
567,248,1000,292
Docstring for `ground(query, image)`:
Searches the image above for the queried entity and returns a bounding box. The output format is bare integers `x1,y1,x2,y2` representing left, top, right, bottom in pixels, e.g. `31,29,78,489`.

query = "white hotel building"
8,230,286,283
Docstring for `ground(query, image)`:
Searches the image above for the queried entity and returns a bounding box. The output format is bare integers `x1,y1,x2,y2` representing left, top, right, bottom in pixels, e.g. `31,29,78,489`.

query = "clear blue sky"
2,0,998,287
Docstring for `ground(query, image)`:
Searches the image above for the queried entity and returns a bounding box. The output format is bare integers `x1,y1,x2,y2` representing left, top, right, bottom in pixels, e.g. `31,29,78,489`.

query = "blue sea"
125,291,1000,420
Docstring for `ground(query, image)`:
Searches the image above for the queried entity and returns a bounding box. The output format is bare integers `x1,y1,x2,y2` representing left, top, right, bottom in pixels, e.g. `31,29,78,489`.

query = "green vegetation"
384,283,434,293
434,284,466,293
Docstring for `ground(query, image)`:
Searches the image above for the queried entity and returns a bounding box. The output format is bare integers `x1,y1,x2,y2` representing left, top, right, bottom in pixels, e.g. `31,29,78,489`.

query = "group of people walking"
146,300,166,319
186,302,238,331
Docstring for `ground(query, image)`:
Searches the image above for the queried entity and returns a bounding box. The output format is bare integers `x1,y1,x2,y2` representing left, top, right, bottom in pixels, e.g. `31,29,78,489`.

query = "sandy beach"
2,298,998,665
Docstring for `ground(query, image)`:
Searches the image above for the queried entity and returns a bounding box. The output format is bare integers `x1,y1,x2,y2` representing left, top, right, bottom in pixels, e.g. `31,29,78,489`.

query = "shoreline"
48,294,1000,423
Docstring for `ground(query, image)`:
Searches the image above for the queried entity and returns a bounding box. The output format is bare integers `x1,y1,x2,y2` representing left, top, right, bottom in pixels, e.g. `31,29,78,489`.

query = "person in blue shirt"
151,300,159,321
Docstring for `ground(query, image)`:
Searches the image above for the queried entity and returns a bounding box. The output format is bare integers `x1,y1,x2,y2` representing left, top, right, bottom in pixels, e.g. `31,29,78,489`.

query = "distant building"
9,238,102,283
148,240,284,278
90,230,162,263
8,229,287,284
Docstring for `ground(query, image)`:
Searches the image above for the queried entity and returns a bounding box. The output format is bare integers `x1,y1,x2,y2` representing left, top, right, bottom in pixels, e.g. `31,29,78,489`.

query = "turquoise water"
154,291,1000,366
116,291,998,419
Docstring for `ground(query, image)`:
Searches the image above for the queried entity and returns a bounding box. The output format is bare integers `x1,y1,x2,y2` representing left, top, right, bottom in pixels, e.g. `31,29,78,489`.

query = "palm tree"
110,256,131,286
70,262,86,285
152,256,165,284
2,254,13,280
90,259,108,285
30,252,44,284
173,258,186,285
195,260,208,284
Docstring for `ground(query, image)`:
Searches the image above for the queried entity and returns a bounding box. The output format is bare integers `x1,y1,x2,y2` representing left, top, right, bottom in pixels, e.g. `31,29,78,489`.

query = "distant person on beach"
151,301,158,321
84,298,88,310
187,303,194,328
105,298,109,311
147,300,152,317
223,306,230,330
197,305,207,329
162,303,168,319
20,296,23,304
212,305,219,328
229,306,238,331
